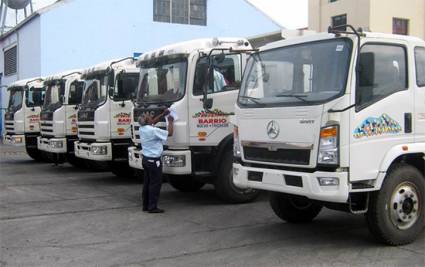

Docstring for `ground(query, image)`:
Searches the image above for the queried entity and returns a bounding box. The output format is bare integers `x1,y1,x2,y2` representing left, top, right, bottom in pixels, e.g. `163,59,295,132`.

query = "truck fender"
376,143,425,189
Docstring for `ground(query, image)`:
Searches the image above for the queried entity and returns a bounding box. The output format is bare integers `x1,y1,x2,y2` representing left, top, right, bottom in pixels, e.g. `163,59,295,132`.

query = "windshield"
43,80,65,109
112,73,139,101
7,88,23,111
137,57,187,104
81,74,108,107
26,87,45,107
239,38,353,107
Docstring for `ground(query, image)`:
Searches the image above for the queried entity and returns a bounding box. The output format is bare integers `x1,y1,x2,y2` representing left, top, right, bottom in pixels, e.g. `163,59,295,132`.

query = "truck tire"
67,154,87,169
366,163,424,245
25,147,43,162
270,192,322,223
109,162,136,178
214,150,260,203
84,160,109,172
168,175,205,192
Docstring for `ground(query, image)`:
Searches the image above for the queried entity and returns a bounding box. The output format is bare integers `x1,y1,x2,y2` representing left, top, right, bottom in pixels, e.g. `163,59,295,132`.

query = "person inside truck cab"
138,110,174,213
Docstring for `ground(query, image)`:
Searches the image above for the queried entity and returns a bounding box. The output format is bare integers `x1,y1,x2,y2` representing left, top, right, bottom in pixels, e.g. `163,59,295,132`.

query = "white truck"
3,78,46,161
37,70,85,166
232,25,425,245
128,38,259,203
74,58,140,176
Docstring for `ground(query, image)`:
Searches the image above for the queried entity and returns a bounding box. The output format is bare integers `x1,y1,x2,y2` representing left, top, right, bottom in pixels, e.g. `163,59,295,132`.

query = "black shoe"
148,208,164,213
142,207,148,212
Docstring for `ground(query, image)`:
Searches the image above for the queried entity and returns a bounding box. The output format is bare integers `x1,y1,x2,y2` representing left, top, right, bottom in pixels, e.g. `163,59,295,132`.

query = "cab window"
68,81,84,105
193,54,242,96
356,44,408,111
26,87,45,107
415,47,425,87
114,73,139,101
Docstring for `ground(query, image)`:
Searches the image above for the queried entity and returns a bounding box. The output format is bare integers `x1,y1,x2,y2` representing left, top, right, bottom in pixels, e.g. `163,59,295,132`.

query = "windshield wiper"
239,95,265,105
275,93,309,103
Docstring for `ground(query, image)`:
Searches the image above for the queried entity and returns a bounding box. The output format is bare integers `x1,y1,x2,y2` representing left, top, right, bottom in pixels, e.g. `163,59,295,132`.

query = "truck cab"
37,70,85,166
3,78,46,161
233,26,425,245
74,58,139,176
128,38,259,203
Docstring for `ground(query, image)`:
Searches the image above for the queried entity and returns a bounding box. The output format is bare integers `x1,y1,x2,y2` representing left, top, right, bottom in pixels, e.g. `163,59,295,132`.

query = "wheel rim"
389,181,421,230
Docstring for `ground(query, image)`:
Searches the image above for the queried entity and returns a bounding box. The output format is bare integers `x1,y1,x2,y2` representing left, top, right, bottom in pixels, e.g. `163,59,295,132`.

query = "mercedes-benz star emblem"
266,120,280,139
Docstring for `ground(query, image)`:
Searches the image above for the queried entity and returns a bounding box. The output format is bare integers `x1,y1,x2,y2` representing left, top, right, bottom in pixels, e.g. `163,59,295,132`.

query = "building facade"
0,0,279,134
309,0,425,39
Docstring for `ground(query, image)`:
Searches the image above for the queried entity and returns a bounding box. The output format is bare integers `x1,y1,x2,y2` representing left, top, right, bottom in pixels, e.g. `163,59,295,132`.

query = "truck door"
350,41,414,182
188,53,242,145
66,80,84,136
413,46,425,142
110,73,139,138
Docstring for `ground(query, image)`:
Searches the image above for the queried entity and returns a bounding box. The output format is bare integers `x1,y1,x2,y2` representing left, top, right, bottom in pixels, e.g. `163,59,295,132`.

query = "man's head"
138,114,152,126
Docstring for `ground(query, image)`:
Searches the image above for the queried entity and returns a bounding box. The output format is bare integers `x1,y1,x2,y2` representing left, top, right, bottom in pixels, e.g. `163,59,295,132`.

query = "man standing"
138,110,174,213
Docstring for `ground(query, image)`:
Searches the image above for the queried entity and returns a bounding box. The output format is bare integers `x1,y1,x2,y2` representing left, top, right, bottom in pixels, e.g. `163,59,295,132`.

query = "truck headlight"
91,146,107,155
13,137,23,144
50,140,63,148
163,155,186,167
318,125,339,165
233,126,241,158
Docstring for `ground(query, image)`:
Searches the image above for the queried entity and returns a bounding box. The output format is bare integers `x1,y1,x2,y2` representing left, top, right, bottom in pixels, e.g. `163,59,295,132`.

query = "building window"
332,14,347,30
4,46,17,76
153,0,207,26
393,18,409,35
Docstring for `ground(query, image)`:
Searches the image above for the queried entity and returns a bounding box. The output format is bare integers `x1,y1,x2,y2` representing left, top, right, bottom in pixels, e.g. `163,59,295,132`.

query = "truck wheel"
270,192,322,223
84,160,110,172
168,175,205,192
67,154,87,169
25,147,43,162
366,163,424,245
214,150,260,203
109,162,136,178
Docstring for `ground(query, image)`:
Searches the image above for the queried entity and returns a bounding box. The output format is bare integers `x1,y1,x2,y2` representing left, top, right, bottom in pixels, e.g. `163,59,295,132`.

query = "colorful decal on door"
27,115,39,123
193,109,230,128
114,112,131,125
353,113,402,139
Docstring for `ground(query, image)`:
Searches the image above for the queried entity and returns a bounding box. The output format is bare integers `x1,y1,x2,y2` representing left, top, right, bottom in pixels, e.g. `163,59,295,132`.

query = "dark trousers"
142,157,163,210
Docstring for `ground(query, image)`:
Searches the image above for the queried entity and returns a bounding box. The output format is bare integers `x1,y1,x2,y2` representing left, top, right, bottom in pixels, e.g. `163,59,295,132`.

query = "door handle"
404,113,412,133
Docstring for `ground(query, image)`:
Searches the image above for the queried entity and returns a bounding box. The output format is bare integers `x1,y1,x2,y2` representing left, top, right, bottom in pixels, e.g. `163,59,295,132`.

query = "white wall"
0,16,41,134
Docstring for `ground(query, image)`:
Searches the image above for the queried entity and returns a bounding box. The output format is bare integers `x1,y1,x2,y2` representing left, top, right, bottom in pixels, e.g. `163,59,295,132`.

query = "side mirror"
108,87,115,98
203,66,215,110
204,98,213,109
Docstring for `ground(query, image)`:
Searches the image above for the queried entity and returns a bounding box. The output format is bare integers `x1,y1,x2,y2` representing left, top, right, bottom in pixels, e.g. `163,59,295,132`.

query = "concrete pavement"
0,144,424,266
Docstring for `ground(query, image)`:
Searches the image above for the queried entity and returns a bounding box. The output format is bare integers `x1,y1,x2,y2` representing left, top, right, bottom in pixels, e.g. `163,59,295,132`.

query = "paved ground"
0,144,424,267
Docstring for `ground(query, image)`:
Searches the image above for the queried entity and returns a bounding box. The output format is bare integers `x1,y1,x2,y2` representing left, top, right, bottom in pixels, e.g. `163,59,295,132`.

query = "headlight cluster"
233,126,241,158
163,155,186,167
91,146,108,155
50,140,63,149
318,125,339,165
13,137,23,144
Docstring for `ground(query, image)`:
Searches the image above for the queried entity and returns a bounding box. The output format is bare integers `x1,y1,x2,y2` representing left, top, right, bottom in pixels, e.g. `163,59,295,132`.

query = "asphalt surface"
0,144,424,267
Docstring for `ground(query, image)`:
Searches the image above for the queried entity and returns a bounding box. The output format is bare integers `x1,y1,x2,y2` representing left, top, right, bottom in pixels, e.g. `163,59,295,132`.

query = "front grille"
5,112,14,120
40,122,53,127
133,108,166,122
79,131,95,135
243,146,310,165
78,124,94,129
78,111,95,121
40,111,53,121
41,129,53,133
